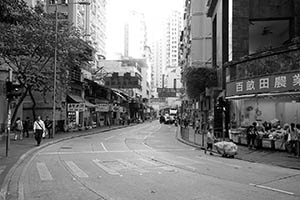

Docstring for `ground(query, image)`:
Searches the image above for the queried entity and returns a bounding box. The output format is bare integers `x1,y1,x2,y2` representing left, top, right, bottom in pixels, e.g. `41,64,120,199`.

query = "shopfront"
226,71,300,152
95,103,109,126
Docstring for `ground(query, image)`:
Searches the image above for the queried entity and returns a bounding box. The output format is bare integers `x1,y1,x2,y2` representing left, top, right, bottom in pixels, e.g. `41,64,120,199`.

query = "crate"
240,136,248,145
231,134,240,144
262,139,274,149
274,139,285,150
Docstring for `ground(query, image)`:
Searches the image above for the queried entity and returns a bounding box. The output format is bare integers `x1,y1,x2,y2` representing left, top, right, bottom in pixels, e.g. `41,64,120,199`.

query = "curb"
0,124,135,200
175,127,218,153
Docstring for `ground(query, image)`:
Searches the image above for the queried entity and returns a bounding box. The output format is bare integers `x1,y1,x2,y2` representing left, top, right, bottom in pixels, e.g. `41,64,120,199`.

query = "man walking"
23,117,30,138
205,127,216,155
33,116,45,146
45,116,53,139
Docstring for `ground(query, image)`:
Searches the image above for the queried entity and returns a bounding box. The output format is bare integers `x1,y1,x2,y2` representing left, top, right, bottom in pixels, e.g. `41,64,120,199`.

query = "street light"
52,1,90,138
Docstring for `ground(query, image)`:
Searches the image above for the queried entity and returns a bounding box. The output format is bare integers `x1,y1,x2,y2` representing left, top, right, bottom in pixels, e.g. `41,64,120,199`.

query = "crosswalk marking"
36,162,53,181
100,142,108,152
0,165,6,176
93,159,120,176
65,161,89,178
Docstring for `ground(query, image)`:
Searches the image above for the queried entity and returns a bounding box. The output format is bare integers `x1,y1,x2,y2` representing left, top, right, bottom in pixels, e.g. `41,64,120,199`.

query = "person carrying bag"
33,116,46,146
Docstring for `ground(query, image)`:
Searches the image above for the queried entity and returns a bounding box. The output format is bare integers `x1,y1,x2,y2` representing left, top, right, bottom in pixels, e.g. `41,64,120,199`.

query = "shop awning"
112,90,127,101
226,91,300,100
84,100,97,108
67,94,85,103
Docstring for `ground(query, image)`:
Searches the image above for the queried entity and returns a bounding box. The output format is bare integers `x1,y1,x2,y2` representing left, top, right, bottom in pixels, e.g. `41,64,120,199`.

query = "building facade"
207,0,300,141
124,11,147,59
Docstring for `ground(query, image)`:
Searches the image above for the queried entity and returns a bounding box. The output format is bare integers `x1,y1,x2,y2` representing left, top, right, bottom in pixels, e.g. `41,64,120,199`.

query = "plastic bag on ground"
214,141,238,156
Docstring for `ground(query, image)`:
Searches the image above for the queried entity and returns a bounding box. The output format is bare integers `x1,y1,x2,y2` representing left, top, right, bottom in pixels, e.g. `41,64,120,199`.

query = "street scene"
1,0,300,200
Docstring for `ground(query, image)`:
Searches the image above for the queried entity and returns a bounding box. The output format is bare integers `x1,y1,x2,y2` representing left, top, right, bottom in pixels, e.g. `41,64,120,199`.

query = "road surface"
5,121,300,200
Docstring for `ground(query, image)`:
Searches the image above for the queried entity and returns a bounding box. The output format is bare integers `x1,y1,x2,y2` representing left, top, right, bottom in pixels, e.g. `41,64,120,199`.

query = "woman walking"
14,117,23,140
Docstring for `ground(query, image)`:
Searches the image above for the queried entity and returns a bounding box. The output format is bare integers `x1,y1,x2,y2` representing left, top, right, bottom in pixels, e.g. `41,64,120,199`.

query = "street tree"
0,0,93,123
182,67,218,99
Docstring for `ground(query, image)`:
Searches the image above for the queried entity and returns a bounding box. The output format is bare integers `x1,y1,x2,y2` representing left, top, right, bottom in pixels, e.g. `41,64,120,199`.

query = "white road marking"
249,183,294,195
104,135,115,141
93,159,120,176
117,159,149,173
101,142,108,152
142,142,154,150
36,162,53,181
65,161,88,178
38,148,195,155
138,158,161,167
0,166,6,175
18,183,24,200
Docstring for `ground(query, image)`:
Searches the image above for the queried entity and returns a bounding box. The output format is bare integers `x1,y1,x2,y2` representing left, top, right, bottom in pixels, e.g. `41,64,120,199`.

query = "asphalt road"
5,121,300,200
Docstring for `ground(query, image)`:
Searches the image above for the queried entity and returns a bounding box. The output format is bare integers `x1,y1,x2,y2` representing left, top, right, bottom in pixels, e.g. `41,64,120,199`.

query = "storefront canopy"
67,94,85,103
67,95,97,107
84,100,97,108
112,90,127,101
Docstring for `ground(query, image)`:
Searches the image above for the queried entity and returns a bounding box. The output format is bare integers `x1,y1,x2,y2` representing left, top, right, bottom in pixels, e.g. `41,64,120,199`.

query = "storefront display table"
240,135,248,145
274,139,285,151
262,138,275,149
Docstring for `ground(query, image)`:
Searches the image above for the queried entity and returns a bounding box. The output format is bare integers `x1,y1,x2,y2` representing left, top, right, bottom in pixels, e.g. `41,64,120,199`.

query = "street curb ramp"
0,125,134,200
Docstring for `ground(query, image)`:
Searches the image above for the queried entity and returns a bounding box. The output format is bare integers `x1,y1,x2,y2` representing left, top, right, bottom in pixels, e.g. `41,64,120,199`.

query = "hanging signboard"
226,71,300,97
67,103,85,112
96,104,109,112
157,88,177,97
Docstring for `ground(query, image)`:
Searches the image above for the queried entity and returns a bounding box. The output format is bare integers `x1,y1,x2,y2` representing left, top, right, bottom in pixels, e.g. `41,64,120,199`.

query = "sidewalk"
0,124,132,192
177,126,300,170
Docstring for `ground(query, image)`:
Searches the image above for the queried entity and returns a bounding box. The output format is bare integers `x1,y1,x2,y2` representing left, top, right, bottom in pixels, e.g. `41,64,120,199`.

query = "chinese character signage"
96,104,109,112
226,72,300,97
157,88,177,97
67,103,85,112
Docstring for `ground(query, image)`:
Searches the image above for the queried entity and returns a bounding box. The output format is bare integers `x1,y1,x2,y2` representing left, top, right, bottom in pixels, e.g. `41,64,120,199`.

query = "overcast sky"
105,0,184,59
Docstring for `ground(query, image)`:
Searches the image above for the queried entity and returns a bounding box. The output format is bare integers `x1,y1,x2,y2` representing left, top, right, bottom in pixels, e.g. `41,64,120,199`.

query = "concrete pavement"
177,126,300,170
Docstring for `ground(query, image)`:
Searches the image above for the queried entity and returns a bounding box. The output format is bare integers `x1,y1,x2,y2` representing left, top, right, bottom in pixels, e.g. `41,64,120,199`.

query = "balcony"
226,42,300,83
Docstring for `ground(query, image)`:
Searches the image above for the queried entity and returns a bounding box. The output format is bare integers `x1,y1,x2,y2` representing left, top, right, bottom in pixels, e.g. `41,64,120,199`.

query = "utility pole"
5,69,12,157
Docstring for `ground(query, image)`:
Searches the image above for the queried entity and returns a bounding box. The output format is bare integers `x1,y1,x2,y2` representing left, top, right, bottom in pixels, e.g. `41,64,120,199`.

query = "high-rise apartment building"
124,11,147,59
151,39,165,89
180,0,212,70
165,10,182,68
46,0,107,58
151,10,182,91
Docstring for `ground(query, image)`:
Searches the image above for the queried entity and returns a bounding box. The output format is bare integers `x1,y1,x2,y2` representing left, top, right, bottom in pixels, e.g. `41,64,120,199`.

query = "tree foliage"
0,0,94,122
182,67,218,99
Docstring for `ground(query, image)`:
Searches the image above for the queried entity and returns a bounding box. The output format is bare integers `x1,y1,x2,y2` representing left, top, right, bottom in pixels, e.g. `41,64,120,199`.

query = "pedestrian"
33,116,46,146
280,124,290,150
14,117,23,140
195,119,200,134
23,117,30,138
205,127,216,155
247,122,258,149
295,124,300,156
288,123,298,155
45,116,53,139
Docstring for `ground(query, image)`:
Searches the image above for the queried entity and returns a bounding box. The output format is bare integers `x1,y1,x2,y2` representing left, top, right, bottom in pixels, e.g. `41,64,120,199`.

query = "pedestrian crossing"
33,155,242,181
34,157,186,181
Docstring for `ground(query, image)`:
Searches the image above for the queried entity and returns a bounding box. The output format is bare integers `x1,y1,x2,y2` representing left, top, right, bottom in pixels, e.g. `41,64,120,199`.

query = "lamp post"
52,1,90,138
